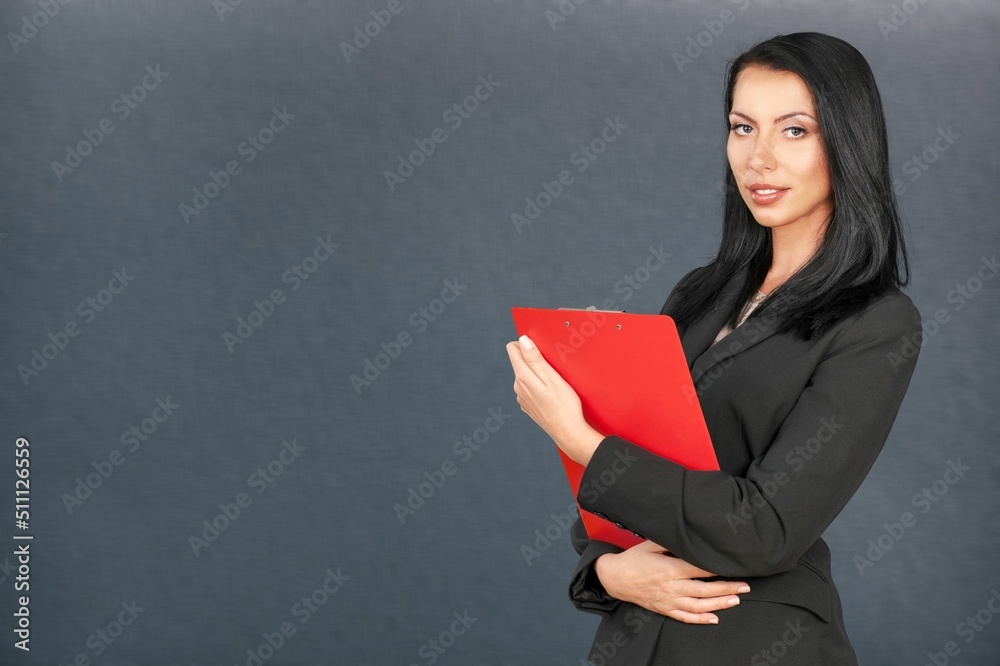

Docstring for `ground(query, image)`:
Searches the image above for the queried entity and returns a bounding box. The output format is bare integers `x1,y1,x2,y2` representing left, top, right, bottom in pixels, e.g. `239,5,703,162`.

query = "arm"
565,266,744,618
570,514,751,624
506,299,752,620
577,293,922,578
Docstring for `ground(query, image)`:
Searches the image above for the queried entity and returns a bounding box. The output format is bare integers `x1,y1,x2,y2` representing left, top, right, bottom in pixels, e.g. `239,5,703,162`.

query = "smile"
748,187,789,205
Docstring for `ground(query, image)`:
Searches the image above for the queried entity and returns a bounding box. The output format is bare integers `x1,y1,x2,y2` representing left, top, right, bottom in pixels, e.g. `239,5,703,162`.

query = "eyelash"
729,123,808,138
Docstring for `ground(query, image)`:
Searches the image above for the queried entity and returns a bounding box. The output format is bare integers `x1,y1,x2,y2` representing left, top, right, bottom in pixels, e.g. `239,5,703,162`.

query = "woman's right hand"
594,540,750,625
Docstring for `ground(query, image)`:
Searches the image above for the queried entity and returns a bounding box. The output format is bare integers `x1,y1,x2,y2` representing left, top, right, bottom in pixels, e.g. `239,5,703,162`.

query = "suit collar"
680,270,786,384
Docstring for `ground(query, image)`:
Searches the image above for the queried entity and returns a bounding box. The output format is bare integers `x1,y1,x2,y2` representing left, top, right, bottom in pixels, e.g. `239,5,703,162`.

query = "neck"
767,216,829,283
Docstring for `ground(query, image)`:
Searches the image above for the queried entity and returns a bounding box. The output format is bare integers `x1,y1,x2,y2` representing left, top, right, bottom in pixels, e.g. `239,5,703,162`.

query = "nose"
748,134,776,173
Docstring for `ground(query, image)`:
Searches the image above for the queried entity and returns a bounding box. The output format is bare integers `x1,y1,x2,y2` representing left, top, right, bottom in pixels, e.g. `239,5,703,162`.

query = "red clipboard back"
511,306,719,549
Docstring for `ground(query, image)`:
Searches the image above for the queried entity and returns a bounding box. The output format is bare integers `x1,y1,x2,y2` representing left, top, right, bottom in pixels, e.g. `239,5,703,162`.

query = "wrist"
593,553,617,595
563,424,605,466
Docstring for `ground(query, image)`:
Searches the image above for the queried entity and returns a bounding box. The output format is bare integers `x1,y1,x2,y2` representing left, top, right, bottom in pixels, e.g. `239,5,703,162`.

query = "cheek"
791,142,830,188
814,160,833,200
802,158,832,204
726,139,741,171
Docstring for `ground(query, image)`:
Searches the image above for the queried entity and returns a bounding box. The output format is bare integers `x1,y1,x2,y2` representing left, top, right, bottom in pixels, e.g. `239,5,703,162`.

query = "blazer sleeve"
575,292,922,578
567,515,624,615
566,267,702,613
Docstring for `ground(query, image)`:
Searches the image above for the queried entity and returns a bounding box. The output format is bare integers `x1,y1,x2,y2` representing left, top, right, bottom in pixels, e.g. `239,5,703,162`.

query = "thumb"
518,335,544,364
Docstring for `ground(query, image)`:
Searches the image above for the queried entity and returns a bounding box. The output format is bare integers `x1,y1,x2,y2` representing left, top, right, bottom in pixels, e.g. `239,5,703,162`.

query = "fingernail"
519,335,534,350
727,597,740,606
709,616,719,624
737,585,750,593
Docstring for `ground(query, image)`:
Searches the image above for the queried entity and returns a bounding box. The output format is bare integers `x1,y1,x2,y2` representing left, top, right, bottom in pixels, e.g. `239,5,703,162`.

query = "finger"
675,580,751,598
514,335,553,383
505,341,549,387
670,593,742,614
664,609,720,625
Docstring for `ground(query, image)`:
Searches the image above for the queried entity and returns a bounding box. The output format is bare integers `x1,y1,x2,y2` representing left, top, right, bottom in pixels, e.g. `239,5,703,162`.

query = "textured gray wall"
1,1,997,664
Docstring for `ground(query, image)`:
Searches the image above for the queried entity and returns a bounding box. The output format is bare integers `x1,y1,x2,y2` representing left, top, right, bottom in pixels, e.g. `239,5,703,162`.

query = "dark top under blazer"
568,266,922,665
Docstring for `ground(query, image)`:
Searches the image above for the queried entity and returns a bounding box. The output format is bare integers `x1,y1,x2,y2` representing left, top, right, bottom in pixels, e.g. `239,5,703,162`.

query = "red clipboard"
511,306,719,549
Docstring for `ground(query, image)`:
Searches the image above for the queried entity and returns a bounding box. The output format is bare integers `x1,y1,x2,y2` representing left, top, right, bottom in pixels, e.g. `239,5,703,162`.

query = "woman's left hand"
506,335,604,466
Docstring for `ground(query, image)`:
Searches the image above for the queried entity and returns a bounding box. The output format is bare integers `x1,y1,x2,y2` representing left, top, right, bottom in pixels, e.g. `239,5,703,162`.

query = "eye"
784,126,807,138
729,123,753,136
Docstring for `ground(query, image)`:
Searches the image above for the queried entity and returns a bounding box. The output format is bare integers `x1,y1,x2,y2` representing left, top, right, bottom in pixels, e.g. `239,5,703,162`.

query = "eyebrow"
729,111,817,124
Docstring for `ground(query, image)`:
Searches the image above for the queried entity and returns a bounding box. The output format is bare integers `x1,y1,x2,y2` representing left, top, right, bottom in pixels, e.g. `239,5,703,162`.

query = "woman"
506,32,921,664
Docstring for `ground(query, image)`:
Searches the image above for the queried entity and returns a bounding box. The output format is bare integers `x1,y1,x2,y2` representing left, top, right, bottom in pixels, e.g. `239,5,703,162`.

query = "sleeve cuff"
576,435,686,544
568,537,623,615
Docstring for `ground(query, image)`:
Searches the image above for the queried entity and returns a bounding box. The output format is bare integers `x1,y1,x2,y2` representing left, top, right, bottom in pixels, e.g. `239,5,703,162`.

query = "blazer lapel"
682,271,786,385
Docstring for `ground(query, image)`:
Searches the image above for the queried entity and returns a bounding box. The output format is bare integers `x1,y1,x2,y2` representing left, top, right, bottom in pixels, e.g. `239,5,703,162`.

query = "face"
726,66,833,235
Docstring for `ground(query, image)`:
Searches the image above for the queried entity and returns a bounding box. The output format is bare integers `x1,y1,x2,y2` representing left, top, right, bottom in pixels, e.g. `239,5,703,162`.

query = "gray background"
1,0,998,664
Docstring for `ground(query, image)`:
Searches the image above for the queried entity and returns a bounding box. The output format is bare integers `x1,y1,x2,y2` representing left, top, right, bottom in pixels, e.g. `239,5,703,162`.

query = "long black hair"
670,32,910,339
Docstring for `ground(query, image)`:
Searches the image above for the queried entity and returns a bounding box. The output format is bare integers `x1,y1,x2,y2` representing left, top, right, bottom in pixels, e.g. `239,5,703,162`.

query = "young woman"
506,32,921,664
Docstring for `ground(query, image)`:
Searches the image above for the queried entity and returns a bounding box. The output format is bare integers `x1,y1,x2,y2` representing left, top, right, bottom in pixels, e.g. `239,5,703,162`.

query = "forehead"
730,66,816,115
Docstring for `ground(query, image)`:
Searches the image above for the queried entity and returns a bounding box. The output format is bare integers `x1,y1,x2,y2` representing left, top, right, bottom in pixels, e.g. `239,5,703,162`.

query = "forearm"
579,436,803,577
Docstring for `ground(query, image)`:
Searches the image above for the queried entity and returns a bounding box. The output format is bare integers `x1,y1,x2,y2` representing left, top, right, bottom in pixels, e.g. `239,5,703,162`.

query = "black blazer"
568,267,922,665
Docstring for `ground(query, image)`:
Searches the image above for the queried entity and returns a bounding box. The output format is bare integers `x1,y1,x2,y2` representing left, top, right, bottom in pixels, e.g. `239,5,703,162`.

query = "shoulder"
836,288,921,340
820,288,923,368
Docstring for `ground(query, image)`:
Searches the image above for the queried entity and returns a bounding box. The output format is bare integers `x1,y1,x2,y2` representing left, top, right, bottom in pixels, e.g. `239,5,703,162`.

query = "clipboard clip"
557,305,627,313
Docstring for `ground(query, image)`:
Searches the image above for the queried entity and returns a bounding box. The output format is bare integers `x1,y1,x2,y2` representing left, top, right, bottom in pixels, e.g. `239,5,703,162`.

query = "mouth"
747,184,789,206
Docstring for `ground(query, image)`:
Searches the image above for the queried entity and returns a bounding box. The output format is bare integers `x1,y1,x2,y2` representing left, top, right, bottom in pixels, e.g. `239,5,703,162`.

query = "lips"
748,183,789,206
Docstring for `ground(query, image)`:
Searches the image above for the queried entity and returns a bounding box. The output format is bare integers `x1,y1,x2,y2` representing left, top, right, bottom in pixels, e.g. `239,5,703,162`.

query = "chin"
751,214,788,228
744,203,807,230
